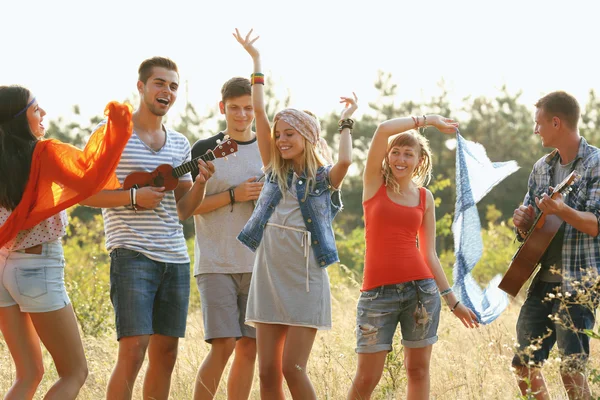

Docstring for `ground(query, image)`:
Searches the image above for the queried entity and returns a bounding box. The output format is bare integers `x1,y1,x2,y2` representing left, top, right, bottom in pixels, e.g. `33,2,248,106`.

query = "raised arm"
234,29,271,167
363,115,458,201
329,93,358,188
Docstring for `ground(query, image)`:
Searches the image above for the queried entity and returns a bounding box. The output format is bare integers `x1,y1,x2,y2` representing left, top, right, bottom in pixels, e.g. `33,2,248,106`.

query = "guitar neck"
172,152,216,178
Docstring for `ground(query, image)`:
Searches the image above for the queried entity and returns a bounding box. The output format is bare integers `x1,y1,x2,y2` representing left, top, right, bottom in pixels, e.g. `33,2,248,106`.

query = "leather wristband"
229,188,235,212
338,118,355,133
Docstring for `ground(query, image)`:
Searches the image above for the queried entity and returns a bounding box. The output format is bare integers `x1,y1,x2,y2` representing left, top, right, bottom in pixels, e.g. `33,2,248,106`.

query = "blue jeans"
512,281,596,372
110,248,190,339
355,279,441,352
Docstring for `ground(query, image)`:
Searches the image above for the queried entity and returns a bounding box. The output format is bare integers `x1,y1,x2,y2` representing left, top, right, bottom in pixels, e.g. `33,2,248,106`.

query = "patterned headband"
273,108,334,164
274,108,321,145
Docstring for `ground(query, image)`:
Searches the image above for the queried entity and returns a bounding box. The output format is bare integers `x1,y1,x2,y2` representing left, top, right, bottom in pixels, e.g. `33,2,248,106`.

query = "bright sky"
2,0,599,127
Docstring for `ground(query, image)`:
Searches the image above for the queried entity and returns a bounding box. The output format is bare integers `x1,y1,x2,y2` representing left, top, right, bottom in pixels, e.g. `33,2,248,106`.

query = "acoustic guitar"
498,171,578,297
123,136,238,192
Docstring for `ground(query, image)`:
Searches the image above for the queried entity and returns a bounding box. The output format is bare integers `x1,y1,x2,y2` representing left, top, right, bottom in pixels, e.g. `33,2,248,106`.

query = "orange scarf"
0,101,133,248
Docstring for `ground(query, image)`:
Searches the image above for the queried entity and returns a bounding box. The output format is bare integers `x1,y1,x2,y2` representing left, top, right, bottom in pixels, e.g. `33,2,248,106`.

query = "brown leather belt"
15,244,43,255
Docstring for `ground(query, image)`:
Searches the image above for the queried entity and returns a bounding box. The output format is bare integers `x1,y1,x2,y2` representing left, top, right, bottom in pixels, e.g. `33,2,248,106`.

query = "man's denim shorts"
512,280,596,372
110,248,190,340
355,278,441,353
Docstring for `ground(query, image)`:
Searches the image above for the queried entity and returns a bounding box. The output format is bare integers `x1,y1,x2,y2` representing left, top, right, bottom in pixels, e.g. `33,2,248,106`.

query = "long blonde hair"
383,129,433,193
267,119,327,196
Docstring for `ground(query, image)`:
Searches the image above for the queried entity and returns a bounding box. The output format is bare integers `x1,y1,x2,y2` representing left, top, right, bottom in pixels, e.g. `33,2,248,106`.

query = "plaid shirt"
521,137,600,293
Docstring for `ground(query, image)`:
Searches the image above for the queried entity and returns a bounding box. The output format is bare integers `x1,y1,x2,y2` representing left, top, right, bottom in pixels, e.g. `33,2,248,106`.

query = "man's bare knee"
118,336,150,372
235,338,256,361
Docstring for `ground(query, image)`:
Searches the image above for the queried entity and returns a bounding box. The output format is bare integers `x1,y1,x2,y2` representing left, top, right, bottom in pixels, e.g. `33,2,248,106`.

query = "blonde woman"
234,29,355,400
347,117,479,400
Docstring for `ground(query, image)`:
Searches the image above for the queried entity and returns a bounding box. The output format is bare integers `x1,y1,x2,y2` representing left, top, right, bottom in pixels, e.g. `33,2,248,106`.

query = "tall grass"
1,213,598,399
2,264,598,399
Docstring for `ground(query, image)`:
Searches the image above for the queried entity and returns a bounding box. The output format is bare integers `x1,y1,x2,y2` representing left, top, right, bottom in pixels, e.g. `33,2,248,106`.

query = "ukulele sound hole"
153,175,165,186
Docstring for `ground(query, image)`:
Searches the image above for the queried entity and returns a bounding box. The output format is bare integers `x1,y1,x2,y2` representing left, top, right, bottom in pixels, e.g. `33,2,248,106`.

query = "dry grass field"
1,265,598,399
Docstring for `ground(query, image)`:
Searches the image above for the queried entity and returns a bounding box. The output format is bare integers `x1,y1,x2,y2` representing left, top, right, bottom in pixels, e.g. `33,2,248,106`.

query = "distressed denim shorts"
355,279,441,353
110,248,190,340
0,240,70,313
512,280,596,372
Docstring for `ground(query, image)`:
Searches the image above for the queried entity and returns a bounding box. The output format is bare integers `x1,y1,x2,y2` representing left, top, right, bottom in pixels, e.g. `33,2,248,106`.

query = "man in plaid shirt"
511,91,600,400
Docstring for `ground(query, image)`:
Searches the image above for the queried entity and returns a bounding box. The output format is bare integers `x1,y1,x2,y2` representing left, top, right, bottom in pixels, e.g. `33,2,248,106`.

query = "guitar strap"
550,155,581,200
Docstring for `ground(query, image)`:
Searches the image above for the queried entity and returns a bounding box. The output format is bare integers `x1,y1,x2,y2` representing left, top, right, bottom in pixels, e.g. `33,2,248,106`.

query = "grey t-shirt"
191,132,263,275
538,158,575,282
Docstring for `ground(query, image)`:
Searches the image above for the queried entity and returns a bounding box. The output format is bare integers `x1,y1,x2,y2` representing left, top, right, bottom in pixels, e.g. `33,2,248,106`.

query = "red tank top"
361,184,434,291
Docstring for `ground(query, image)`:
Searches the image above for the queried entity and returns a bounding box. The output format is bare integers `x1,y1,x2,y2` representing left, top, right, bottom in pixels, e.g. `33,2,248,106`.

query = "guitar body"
499,171,578,297
123,164,179,191
498,214,564,297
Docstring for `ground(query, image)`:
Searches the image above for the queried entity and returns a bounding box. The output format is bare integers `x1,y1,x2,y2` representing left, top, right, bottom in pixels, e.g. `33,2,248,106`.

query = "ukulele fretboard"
172,152,216,178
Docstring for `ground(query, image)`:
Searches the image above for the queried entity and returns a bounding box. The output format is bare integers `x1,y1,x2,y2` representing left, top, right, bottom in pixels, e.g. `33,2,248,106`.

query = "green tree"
460,87,545,220
581,89,600,145
172,102,215,144
42,75,600,249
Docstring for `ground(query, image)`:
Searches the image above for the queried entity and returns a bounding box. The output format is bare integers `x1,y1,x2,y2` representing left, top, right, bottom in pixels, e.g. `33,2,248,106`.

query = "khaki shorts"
196,273,256,343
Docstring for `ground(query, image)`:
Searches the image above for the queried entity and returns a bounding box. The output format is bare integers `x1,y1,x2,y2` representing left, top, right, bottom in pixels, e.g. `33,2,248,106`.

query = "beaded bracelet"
411,115,419,128
251,72,265,85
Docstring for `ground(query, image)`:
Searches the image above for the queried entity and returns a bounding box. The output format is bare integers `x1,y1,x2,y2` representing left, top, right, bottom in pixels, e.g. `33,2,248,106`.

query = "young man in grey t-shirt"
190,77,263,400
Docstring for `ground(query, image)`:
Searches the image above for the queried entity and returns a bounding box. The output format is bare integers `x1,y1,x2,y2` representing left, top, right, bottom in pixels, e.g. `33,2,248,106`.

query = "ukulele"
123,136,238,192
498,171,578,297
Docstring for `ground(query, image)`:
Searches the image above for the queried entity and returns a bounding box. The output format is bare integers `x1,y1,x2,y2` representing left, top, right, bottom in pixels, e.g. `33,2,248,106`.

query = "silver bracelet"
131,187,138,212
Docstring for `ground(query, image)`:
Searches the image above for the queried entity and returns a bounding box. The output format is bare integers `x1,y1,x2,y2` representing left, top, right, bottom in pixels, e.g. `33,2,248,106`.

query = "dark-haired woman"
0,85,132,399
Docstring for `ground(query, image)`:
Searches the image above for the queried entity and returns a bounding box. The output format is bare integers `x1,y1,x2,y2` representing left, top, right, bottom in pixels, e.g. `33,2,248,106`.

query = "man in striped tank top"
81,57,214,400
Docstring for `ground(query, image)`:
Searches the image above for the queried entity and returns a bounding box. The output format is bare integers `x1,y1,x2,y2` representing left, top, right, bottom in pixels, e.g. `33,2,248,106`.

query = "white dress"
245,180,332,330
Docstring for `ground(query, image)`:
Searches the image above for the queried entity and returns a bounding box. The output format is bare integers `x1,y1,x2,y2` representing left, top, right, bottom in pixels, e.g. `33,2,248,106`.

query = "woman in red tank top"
347,115,479,400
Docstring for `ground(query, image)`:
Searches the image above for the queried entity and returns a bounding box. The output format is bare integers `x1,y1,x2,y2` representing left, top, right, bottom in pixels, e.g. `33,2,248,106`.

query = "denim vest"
237,165,342,267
